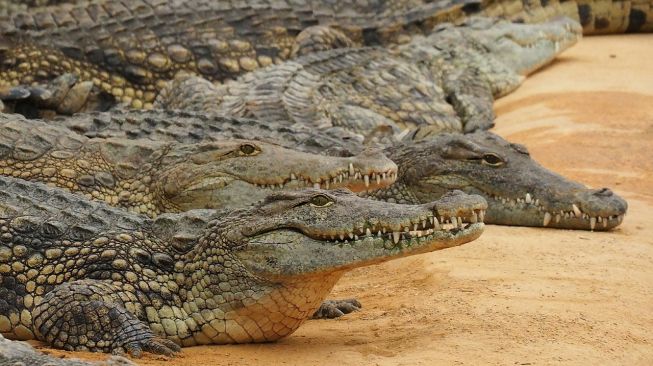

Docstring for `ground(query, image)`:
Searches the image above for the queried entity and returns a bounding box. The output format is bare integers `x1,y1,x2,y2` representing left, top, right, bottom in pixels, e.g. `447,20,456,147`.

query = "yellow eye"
310,194,333,207
482,153,504,166
240,143,257,155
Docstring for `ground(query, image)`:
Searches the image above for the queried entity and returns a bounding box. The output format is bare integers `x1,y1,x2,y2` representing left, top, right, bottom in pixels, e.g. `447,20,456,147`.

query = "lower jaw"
484,205,624,231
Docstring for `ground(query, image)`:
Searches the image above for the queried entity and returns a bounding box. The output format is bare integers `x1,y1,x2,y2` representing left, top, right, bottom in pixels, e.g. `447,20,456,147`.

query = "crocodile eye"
482,153,504,166
310,194,333,207
240,143,257,155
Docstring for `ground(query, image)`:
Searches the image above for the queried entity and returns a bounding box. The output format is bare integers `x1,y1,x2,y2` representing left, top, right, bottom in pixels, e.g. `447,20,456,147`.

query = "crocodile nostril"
594,188,613,197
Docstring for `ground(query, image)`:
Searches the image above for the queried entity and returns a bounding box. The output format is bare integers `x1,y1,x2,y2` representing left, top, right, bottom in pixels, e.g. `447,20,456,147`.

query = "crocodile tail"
462,0,652,34
572,0,653,34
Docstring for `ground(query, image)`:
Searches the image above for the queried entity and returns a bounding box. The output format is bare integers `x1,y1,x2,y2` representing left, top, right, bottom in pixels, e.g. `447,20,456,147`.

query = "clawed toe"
122,337,181,358
312,298,363,319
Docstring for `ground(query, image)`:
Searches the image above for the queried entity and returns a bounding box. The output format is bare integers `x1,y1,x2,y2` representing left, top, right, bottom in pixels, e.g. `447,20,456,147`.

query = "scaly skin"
153,16,580,134
52,109,628,231
473,0,653,34
366,132,628,231
0,175,486,355
6,16,580,125
0,0,475,109
0,112,396,216
3,0,650,112
0,334,134,366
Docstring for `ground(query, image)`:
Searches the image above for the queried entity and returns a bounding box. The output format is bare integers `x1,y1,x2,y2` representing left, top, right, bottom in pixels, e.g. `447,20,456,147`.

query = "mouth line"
308,207,486,246
249,163,398,190
487,193,625,230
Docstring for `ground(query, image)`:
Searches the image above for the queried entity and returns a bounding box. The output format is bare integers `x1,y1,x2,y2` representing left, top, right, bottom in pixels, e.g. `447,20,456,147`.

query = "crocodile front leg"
32,280,180,357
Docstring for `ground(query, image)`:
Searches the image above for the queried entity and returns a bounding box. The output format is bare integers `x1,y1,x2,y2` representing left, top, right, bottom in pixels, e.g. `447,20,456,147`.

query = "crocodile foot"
121,337,181,358
0,73,113,118
312,298,362,319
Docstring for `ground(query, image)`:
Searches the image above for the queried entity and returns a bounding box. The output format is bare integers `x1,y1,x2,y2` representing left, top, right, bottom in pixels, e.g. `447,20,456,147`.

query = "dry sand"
34,35,653,365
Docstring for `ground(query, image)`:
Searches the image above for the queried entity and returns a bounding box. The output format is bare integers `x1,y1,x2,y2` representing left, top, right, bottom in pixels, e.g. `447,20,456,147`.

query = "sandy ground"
34,35,653,365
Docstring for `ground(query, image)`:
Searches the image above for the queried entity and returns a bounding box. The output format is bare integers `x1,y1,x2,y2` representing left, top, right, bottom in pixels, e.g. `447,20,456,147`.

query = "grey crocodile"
0,112,396,217
152,16,581,135
49,108,628,231
0,175,486,356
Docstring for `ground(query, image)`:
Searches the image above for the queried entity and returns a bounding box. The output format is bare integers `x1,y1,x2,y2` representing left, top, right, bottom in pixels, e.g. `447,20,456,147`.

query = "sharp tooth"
364,175,370,188
590,217,596,231
349,163,355,175
338,174,343,183
354,234,359,240
478,210,485,222
597,216,602,223
421,219,426,229
382,227,386,234
314,182,320,189
413,223,418,231
525,193,532,204
543,212,551,227
392,232,401,245
290,173,297,180
325,180,330,190
470,213,477,223
366,228,372,236
457,217,463,226
572,204,581,217
339,233,345,241
555,214,561,223
376,174,381,185
433,217,440,230
348,232,354,240
535,199,540,206
382,172,387,180
450,217,458,228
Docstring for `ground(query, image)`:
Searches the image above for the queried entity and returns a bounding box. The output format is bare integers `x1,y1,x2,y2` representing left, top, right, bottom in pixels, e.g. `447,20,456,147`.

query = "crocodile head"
461,16,583,77
157,140,397,211
376,131,627,231
187,188,485,343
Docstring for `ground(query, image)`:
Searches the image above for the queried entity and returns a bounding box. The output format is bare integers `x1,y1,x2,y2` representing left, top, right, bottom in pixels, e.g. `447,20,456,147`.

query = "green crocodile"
0,112,396,216
0,175,486,356
44,108,628,231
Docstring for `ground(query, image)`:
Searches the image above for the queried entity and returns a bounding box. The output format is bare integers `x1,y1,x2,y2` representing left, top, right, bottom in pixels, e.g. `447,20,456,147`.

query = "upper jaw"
247,163,398,192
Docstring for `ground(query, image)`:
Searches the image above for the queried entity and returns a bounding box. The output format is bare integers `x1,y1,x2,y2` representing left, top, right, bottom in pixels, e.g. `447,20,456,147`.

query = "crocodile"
152,16,582,134
1,14,583,128
48,108,628,231
0,334,135,366
1,0,651,112
0,112,396,217
0,0,482,109
0,175,486,356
